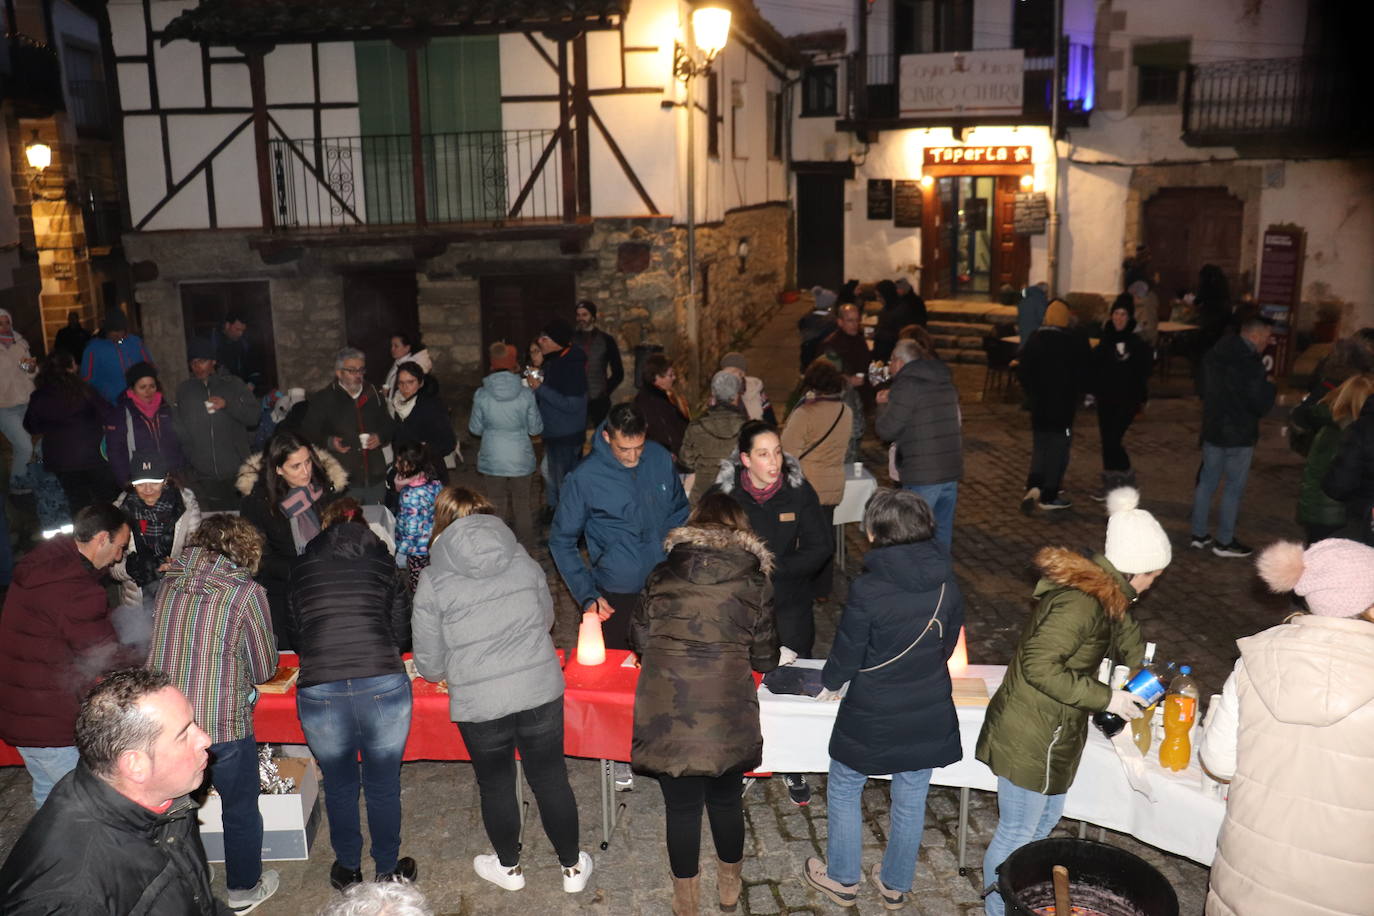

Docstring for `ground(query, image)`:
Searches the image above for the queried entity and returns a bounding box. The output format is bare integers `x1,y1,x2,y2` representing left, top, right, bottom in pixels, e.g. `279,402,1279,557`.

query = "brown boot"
717,859,743,912
672,874,700,915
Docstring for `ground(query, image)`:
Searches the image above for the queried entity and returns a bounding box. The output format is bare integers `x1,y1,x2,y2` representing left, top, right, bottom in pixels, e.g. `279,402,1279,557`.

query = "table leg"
833,524,846,570
598,759,628,851
516,760,529,849
957,786,970,876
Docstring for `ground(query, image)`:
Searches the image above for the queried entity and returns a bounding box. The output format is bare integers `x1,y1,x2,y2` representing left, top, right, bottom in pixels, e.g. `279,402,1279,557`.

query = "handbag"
798,402,846,461
857,582,947,673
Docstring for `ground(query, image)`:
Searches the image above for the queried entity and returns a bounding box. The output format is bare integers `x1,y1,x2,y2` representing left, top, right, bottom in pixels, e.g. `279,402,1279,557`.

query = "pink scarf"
127,390,163,420
740,468,783,503
392,470,430,492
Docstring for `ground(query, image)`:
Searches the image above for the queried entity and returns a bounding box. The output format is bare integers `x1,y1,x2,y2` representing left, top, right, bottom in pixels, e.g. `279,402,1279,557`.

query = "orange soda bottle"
1158,665,1199,771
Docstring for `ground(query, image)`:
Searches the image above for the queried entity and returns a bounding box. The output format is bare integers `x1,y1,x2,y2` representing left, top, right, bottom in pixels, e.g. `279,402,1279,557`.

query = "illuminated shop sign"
923,145,1034,165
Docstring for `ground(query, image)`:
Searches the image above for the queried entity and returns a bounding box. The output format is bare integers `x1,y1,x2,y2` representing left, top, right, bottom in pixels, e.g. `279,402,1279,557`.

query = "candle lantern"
576,610,606,666
947,625,969,676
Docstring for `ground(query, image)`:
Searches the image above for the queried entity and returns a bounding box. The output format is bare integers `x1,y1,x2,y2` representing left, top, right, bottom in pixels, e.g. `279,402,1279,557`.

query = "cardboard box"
199,756,321,862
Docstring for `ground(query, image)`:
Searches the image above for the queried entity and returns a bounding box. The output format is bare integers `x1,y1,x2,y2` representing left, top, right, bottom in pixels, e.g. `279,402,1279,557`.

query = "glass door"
937,176,996,297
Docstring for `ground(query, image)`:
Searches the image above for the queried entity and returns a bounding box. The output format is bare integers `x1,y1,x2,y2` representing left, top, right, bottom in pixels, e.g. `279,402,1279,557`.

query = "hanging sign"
899,50,1025,117
924,145,1033,166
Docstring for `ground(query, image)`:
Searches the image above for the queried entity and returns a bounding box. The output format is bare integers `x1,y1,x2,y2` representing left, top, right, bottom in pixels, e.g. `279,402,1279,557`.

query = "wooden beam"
572,32,592,217
507,128,563,219
243,48,274,229
133,116,254,230
557,39,576,224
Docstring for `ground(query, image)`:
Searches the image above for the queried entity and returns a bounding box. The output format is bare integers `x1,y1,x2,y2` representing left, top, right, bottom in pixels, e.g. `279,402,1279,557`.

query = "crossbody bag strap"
858,582,947,673
798,402,846,461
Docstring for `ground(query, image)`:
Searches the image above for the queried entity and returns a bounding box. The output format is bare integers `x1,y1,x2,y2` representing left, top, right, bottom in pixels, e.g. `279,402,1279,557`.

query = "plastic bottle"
1130,643,1158,754
1158,665,1200,771
1092,660,1175,737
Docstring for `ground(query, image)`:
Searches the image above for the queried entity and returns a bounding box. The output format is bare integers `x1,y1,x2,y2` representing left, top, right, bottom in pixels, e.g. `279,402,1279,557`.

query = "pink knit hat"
1256,539,1374,617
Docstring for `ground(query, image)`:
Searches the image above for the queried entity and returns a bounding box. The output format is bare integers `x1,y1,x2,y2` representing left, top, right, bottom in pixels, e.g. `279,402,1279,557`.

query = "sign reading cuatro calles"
899,50,1025,117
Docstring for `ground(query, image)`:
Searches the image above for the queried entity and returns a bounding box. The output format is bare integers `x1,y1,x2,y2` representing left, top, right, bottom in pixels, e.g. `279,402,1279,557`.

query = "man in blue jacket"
550,403,687,790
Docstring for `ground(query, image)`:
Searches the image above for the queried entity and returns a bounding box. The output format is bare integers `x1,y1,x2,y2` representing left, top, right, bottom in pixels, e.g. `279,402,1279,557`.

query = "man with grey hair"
0,668,234,915
303,347,395,503
680,370,746,504
875,339,962,549
319,881,434,916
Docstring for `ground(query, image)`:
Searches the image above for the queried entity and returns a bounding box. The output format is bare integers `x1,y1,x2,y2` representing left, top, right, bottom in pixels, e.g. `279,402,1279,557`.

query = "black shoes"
1212,540,1254,558
377,857,418,883
783,773,811,807
329,862,363,891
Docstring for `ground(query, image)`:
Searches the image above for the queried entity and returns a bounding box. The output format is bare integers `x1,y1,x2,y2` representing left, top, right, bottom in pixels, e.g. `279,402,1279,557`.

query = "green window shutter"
1132,40,1190,71
422,36,504,222
355,40,415,223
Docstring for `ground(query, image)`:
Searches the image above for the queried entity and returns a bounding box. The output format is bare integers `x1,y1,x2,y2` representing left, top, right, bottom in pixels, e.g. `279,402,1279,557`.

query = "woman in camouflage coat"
630,492,780,915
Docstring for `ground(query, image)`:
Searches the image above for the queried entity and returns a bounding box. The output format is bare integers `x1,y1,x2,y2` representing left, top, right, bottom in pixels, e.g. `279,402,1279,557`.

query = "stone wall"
123,201,793,415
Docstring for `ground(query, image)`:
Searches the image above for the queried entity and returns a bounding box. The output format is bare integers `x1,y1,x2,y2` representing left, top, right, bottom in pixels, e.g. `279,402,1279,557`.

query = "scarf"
280,482,323,552
740,468,784,504
128,389,163,420
393,391,418,421
393,470,429,492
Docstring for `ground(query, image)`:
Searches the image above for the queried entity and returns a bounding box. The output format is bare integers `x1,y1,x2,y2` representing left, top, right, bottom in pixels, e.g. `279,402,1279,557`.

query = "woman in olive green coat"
976,488,1170,915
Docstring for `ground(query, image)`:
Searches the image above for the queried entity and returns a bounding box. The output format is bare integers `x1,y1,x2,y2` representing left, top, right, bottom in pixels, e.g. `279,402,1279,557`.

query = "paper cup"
204,400,216,414
359,433,370,447
853,462,863,475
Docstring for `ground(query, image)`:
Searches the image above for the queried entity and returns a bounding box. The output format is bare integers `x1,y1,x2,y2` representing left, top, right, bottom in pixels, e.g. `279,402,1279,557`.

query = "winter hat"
541,318,574,348
576,299,598,318
186,338,216,362
1042,300,1073,328
488,341,518,372
1103,487,1172,575
812,286,838,313
720,351,748,372
1256,539,1374,617
130,449,168,485
1110,292,1135,318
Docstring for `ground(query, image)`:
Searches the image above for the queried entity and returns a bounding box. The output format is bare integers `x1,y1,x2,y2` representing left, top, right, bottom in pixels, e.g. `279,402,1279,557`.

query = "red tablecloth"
562,648,640,761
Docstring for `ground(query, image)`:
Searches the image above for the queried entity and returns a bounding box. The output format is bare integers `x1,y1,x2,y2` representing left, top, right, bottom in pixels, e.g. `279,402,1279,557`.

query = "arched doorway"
1142,187,1244,297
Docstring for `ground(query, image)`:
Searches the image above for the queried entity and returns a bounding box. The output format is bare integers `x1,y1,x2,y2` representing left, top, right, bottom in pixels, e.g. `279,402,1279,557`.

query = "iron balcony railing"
267,129,562,229
848,43,1094,122
1183,57,1353,144
67,79,110,133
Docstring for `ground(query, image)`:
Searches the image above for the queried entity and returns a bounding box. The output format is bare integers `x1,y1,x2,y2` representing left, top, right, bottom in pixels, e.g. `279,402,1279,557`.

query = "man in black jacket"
1017,301,1092,512
173,339,260,510
302,347,395,504
876,339,962,548
0,668,235,915
1189,317,1277,557
572,300,624,430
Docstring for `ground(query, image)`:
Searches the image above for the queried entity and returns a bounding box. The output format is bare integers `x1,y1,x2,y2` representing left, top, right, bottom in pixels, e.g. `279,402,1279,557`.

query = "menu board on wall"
866,179,893,220
893,180,922,228
1256,226,1304,376
1012,191,1048,235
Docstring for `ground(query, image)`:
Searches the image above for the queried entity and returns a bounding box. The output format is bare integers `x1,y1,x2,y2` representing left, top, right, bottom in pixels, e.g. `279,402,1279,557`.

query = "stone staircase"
925,299,1019,364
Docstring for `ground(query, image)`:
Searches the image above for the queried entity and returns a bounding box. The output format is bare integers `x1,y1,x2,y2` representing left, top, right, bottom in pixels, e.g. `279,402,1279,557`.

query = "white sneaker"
227,870,279,913
562,851,594,893
473,854,525,891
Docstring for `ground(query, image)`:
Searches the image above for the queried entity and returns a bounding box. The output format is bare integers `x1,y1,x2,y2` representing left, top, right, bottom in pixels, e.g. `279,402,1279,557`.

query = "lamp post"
673,3,731,392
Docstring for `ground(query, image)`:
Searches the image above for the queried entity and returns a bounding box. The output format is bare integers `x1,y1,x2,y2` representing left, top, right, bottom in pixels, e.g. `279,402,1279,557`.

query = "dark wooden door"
341,271,419,387
479,273,576,363
180,280,278,390
993,175,1030,293
796,174,845,290
1143,187,1244,298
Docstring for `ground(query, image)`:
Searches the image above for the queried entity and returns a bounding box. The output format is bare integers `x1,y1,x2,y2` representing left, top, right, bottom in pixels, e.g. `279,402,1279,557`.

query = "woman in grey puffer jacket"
468,342,543,547
411,486,592,894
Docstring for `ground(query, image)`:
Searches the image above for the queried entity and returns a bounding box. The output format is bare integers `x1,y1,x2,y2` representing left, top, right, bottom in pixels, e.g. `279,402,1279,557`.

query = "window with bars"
1133,40,1189,107
801,65,837,117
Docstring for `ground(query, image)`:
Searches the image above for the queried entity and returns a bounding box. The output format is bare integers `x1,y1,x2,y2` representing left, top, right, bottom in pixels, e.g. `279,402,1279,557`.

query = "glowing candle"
947,626,968,676
576,610,606,666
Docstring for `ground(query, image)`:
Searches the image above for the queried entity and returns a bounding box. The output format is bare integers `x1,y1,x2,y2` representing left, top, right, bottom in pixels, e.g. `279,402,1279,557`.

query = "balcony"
1182,57,1366,150
67,79,110,134
267,129,564,230
3,34,64,117
841,43,1093,133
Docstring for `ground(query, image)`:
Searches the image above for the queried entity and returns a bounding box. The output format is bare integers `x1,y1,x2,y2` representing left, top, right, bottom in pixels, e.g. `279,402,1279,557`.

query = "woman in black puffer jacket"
287,498,414,888
1323,392,1374,545
803,488,964,909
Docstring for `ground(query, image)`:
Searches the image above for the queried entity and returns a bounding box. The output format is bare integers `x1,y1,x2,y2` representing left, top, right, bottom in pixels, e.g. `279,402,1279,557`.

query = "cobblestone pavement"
0,300,1308,914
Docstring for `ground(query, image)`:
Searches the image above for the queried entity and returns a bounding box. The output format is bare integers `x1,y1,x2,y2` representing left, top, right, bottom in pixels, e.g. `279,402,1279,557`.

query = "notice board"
867,179,893,220
1013,191,1048,235
894,180,922,228
1256,226,1304,376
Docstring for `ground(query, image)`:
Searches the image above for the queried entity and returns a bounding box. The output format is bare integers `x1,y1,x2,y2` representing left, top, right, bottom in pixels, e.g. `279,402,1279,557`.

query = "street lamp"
24,132,52,171
670,2,731,392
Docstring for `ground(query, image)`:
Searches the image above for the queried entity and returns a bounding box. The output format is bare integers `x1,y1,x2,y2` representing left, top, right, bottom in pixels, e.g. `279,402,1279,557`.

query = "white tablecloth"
758,662,1225,866
833,465,878,526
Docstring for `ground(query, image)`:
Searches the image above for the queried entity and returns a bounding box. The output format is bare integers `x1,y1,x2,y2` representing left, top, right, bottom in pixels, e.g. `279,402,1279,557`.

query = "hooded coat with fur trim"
713,453,831,656
1201,615,1374,916
630,525,780,778
975,549,1144,795
236,448,347,647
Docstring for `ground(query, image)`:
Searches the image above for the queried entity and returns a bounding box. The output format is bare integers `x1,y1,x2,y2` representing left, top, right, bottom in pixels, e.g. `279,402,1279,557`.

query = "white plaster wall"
122,114,167,225
107,0,147,57
1060,161,1130,294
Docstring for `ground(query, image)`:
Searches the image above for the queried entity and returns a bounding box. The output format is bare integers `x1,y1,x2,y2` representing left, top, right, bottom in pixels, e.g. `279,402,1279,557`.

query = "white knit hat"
1104,488,1172,575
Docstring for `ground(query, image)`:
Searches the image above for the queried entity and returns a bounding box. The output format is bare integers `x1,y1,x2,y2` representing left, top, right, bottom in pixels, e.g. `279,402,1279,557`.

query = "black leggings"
658,770,746,879
1097,403,1136,472
457,698,580,869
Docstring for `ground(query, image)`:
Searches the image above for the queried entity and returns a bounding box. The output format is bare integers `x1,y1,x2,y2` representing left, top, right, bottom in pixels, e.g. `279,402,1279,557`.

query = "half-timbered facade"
109,0,799,395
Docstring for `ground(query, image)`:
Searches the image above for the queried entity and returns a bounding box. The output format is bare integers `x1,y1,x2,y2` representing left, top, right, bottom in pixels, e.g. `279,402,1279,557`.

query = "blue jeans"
544,437,582,509
297,673,412,873
0,403,34,487
17,745,79,808
1190,444,1254,545
209,735,264,891
904,481,958,550
825,758,932,892
981,777,1067,916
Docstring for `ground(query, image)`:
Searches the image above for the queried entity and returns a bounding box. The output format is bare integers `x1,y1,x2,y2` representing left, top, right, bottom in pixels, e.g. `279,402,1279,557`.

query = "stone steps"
935,347,989,365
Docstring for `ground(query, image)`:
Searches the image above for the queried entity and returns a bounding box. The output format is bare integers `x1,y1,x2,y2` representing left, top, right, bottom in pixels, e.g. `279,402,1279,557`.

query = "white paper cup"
853,462,863,475
359,433,370,447
204,400,216,414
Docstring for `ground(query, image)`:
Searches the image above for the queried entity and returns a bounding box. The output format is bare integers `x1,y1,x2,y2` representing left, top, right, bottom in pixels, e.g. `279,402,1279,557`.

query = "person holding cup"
172,338,260,510
0,308,37,491
302,347,395,505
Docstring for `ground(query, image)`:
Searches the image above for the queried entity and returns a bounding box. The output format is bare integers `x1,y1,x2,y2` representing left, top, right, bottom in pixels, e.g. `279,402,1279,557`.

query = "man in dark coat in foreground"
0,668,232,915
